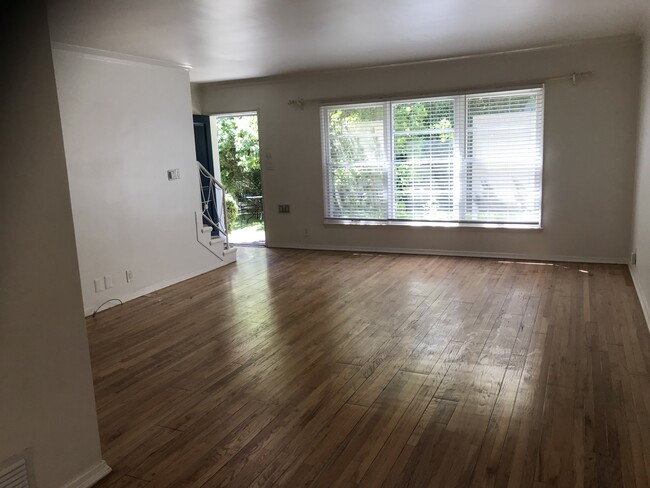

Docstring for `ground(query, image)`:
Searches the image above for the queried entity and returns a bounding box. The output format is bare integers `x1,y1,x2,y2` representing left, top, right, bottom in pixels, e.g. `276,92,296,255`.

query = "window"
321,87,544,227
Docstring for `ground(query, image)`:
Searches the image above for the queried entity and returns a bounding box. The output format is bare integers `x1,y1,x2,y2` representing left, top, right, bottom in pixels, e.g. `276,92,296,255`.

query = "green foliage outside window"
393,99,455,219
325,93,539,222
327,106,387,219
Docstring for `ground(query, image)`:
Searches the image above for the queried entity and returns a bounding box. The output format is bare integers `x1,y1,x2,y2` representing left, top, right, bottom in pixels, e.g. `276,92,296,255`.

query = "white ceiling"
46,0,646,83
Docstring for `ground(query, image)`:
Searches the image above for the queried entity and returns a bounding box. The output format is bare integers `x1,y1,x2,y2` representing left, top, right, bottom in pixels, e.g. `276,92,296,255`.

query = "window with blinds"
321,87,544,227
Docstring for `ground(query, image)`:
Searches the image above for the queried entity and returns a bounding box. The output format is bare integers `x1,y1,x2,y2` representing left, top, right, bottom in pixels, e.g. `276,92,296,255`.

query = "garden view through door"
215,112,265,246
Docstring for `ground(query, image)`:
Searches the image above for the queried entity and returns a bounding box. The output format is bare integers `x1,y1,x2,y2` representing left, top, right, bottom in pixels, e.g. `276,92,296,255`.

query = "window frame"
320,85,545,229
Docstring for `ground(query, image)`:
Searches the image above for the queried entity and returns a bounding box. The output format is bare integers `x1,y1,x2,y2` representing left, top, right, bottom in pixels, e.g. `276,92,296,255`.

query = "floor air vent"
0,459,29,488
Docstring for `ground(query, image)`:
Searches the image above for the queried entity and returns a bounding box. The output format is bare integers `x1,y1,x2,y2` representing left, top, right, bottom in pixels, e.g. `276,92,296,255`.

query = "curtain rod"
287,71,592,110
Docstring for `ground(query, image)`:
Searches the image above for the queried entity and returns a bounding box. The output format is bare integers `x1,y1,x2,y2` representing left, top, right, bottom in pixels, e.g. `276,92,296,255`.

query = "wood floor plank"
309,370,427,488
87,248,650,487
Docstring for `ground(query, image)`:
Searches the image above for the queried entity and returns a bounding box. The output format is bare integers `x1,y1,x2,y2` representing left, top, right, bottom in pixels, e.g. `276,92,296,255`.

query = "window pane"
392,99,456,220
465,90,543,223
321,88,543,226
324,104,388,219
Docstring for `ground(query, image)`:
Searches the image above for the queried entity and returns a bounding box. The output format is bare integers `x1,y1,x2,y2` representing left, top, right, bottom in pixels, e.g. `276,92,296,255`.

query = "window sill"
323,219,542,231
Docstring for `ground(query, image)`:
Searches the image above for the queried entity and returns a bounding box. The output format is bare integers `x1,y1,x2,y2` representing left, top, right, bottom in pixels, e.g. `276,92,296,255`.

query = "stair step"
209,237,224,246
201,225,213,234
223,247,237,256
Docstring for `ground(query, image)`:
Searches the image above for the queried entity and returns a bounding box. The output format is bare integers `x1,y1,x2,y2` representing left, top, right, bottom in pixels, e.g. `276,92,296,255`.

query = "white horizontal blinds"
392,98,458,221
323,103,389,220
321,86,544,226
464,88,544,224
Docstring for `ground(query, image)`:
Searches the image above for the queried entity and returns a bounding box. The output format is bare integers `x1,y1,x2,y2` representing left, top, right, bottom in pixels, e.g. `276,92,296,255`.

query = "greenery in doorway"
231,215,264,232
225,194,238,232
230,215,265,245
217,115,261,201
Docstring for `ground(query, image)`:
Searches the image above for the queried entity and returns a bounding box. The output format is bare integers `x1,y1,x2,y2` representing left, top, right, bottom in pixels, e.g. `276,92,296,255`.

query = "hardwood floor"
88,247,650,487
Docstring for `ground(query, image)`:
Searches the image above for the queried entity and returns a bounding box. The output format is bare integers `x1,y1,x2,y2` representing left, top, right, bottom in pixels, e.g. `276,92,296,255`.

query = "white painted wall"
53,48,222,315
632,23,650,320
197,37,641,263
191,83,202,115
0,1,105,486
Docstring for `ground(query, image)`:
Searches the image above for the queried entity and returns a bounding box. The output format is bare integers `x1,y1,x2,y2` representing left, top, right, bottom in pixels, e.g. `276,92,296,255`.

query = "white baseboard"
270,242,629,264
61,460,111,488
84,261,229,316
629,264,650,328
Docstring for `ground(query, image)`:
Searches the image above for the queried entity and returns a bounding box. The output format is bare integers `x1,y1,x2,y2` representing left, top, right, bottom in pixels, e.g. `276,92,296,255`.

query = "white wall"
632,23,650,320
191,83,203,115
53,48,222,315
198,37,641,263
0,1,105,487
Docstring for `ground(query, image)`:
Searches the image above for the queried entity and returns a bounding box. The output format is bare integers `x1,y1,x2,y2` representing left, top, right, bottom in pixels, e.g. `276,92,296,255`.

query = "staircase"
196,162,237,265
196,213,237,264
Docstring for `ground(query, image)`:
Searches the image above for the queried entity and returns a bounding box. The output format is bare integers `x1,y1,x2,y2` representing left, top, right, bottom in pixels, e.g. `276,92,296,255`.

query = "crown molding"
51,42,191,71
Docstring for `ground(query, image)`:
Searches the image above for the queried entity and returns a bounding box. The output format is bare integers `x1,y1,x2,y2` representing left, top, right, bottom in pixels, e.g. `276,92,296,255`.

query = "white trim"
269,242,629,264
51,42,191,71
60,460,111,488
323,219,541,230
213,110,258,119
84,262,226,316
629,265,650,328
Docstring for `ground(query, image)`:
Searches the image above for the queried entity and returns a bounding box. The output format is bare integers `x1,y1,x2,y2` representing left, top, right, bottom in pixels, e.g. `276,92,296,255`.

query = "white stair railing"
197,161,230,249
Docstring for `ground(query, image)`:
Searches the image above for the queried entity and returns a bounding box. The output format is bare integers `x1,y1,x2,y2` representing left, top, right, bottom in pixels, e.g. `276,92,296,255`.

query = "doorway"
193,112,264,246
214,112,264,246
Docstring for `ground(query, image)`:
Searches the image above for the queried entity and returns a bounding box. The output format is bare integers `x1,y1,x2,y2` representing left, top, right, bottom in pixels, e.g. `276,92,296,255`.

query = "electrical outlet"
304,228,310,237
167,168,181,180
631,250,637,265
104,275,113,289
94,278,105,293
126,270,134,283
278,204,290,213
